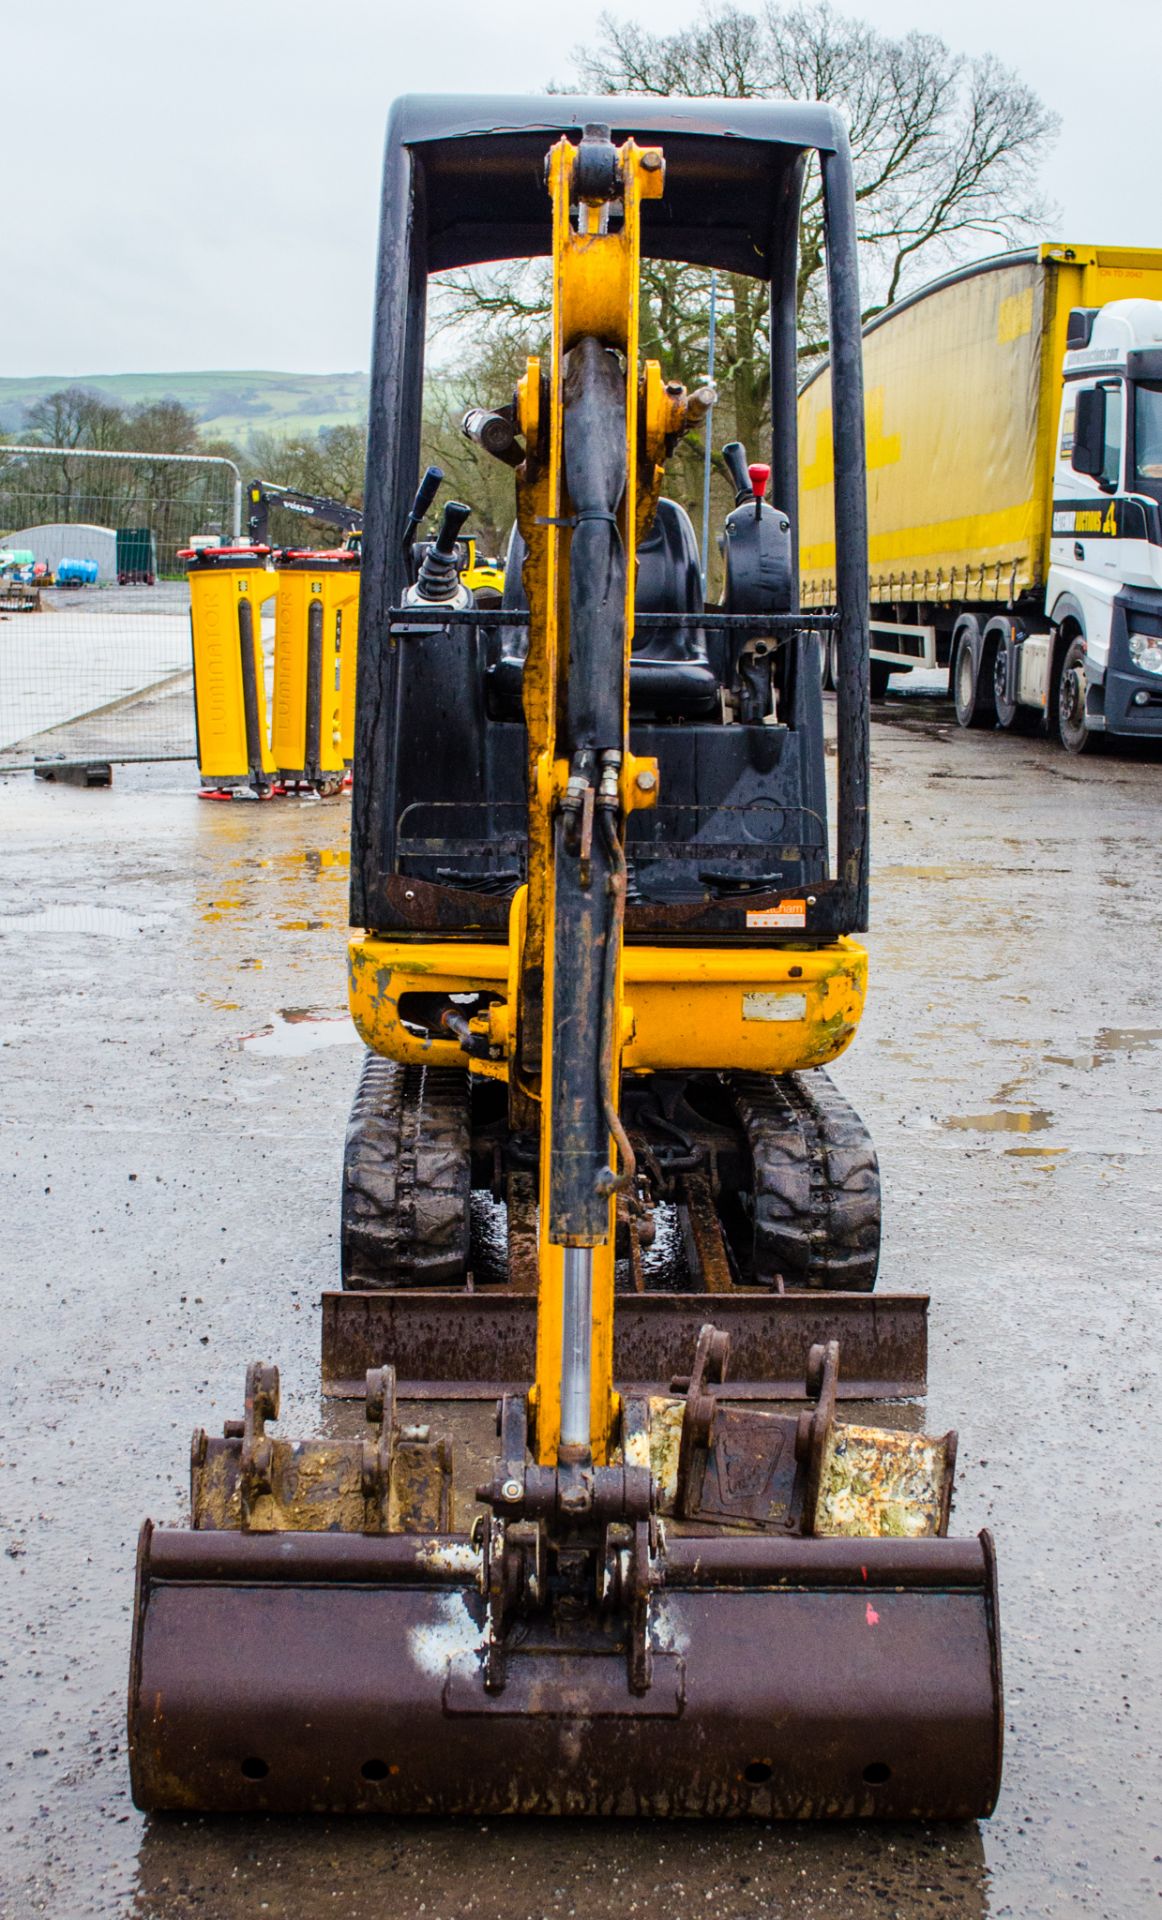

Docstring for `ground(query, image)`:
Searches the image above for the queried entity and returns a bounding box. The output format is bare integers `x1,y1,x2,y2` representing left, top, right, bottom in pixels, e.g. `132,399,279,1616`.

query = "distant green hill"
0,370,368,445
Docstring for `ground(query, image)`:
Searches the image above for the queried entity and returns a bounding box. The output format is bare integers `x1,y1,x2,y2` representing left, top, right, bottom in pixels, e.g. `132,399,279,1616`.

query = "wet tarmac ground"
1,694,1160,1918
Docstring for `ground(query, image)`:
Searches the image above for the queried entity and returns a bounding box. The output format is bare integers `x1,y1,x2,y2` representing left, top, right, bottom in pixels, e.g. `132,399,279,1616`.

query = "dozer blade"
129,1522,1001,1819
321,1289,931,1400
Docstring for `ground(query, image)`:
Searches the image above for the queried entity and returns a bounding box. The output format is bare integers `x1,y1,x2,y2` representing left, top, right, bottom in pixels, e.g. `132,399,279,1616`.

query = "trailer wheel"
1052,634,1095,755
952,616,995,728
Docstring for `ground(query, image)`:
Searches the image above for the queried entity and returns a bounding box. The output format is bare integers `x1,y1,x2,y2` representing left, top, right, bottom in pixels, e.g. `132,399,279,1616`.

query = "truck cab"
1047,299,1162,747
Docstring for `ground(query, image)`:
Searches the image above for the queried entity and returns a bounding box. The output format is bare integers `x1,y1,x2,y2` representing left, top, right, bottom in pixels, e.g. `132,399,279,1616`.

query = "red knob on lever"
748,463,770,500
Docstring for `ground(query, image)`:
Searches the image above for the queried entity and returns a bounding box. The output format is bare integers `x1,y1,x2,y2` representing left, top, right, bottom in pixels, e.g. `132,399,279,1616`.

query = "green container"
116,527,157,581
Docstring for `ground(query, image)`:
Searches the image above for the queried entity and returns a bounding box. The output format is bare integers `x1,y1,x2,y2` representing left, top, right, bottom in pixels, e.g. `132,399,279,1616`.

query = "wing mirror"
1071,387,1107,480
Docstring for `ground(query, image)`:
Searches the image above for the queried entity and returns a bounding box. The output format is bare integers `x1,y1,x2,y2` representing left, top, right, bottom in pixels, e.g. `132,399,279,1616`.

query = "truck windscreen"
1133,381,1162,500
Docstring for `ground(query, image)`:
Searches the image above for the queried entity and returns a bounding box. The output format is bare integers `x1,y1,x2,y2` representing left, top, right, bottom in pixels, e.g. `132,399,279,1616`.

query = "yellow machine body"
338,579,358,763
349,926,867,1079
349,136,869,1465
460,537,504,598
188,559,276,783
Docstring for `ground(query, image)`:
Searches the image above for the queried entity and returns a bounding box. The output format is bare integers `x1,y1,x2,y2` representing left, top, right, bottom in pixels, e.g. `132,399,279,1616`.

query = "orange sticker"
746,901,806,929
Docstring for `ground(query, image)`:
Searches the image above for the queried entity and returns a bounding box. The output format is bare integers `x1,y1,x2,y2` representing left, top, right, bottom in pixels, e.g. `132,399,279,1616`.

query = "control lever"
747,462,770,500
401,465,444,581
721,440,755,507
409,500,473,606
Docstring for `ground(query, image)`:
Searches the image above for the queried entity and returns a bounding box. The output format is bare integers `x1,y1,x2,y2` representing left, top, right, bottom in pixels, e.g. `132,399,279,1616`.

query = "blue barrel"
57,558,100,585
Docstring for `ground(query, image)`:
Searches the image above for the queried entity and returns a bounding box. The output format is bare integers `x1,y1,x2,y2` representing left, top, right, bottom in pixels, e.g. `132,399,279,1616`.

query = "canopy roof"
387,93,846,277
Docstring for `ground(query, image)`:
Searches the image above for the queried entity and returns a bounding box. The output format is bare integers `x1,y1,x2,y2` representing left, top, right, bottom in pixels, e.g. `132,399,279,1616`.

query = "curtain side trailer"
798,243,1162,750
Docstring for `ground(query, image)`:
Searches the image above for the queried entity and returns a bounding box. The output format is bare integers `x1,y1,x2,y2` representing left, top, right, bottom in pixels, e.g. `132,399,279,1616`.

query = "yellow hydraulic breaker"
184,546,277,796
270,551,360,792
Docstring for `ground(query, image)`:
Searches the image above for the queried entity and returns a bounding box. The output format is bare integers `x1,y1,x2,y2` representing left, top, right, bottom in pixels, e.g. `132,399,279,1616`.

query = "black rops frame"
352,94,869,938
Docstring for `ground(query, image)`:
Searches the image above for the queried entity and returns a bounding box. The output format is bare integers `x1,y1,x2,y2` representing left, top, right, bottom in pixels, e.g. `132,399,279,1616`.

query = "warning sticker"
746,901,807,929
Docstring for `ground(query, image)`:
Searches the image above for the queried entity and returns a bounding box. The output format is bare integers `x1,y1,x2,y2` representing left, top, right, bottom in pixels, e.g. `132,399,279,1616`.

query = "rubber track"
340,1053,471,1288
725,1070,881,1291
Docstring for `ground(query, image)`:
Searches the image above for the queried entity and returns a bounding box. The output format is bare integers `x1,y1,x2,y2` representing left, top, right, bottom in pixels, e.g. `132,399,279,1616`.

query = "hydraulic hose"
596,803,635,1195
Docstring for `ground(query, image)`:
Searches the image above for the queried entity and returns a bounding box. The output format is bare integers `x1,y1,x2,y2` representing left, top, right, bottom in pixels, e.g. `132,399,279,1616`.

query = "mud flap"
129,1523,1001,1818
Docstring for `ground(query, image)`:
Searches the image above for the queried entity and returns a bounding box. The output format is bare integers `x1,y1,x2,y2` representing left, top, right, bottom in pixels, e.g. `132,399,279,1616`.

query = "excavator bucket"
124,1336,998,1812
128,100,1004,1824
129,1336,1001,1818
130,1525,1000,1818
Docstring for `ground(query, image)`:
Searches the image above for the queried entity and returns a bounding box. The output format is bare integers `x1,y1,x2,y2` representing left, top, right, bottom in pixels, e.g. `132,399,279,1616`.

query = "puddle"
1044,1030,1162,1069
240,1009,360,1056
0,903,162,938
1093,1027,1162,1052
944,1108,1052,1134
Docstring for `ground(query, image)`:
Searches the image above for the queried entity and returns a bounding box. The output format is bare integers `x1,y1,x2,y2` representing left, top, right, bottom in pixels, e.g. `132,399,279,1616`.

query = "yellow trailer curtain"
799,258,1045,606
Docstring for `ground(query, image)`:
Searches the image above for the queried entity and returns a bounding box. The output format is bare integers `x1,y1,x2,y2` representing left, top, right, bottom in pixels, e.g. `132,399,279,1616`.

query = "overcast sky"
5,0,1157,377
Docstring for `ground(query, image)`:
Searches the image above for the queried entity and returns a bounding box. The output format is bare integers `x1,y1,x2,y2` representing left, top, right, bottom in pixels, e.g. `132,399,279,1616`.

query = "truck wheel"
952,617,994,729
987,617,1041,733
988,619,1017,728
1052,635,1094,755
869,660,892,701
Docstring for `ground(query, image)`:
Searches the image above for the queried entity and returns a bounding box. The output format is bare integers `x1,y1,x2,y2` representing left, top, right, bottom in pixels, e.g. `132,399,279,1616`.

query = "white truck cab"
1046,299,1162,749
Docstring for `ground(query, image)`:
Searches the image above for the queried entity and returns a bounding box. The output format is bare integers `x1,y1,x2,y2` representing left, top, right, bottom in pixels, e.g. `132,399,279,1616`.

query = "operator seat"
487,497,719,720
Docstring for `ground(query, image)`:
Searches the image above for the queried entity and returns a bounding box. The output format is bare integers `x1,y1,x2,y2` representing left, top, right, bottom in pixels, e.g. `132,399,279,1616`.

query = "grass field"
0,370,368,445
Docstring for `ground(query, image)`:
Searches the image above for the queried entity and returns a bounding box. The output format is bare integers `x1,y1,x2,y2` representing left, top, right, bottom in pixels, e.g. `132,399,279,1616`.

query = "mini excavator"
129,98,1003,1820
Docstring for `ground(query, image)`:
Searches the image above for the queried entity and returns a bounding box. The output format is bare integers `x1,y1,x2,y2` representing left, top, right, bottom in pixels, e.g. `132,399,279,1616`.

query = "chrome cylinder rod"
560,1246,593,1452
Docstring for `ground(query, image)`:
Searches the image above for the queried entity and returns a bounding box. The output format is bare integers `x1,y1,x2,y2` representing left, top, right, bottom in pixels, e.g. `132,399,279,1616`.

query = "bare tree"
574,3,1056,328
436,2,1057,484
1,389,238,562
247,423,368,506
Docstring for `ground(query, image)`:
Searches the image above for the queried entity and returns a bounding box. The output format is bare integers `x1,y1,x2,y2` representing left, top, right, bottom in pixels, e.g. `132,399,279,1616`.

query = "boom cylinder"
560,1247,594,1451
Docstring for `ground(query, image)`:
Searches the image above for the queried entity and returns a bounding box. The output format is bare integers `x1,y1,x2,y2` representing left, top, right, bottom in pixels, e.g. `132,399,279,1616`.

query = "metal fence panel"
0,456,238,767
